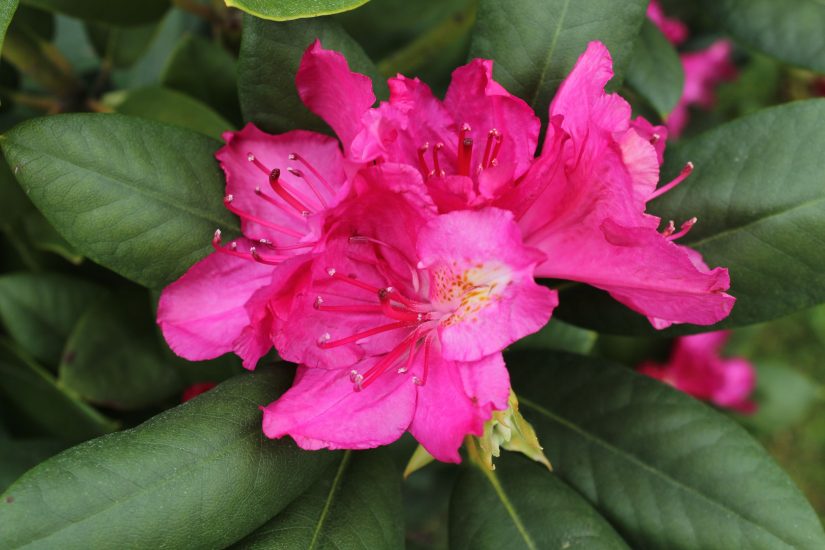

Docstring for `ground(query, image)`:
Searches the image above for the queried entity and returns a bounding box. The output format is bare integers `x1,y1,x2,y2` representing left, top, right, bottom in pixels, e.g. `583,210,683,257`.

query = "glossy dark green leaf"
59,294,181,410
510,350,825,549
510,319,597,355
626,20,684,117
20,0,169,26
0,367,338,548
704,0,825,73
161,33,241,124
234,450,403,549
0,273,102,366
0,153,30,228
106,86,234,139
85,22,157,68
469,0,647,123
0,437,63,493
238,13,386,135
21,211,83,264
0,340,117,443
0,0,19,55
556,99,825,335
450,454,628,549
227,0,370,21
0,113,238,289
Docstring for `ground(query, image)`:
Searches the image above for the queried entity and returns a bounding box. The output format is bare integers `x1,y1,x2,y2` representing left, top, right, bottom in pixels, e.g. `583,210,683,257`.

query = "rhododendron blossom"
639,331,757,413
647,0,737,137
297,40,734,329
157,124,350,369
261,166,556,462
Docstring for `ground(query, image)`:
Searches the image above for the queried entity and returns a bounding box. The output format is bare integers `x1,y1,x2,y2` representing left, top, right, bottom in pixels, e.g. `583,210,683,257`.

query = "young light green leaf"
556,99,825,335
226,0,370,21
233,451,403,549
704,0,825,73
0,340,117,443
0,273,103,366
626,20,684,118
469,0,647,123
0,113,239,289
510,350,825,549
105,86,234,139
0,367,337,548
238,13,385,135
20,0,169,26
450,454,629,550
161,33,241,124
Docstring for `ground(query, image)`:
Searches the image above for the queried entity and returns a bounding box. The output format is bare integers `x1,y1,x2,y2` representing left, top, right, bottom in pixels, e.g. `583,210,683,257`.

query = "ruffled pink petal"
417,208,556,361
157,248,274,362
443,59,540,179
262,364,416,450
216,124,345,243
410,352,509,462
296,40,376,153
533,219,734,328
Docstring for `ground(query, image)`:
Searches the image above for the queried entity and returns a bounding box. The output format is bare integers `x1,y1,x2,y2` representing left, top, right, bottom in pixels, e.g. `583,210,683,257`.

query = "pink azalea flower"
181,381,217,402
646,0,688,45
261,165,557,462
296,41,734,329
157,123,350,369
639,331,757,413
668,41,738,137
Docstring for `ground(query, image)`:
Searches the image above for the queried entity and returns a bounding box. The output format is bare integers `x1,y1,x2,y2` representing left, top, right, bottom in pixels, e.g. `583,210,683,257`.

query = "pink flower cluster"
647,0,738,137
639,331,756,413
158,41,734,462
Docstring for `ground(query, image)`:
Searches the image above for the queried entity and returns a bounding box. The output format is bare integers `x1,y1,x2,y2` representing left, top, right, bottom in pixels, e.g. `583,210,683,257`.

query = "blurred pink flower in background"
181,382,217,402
647,0,738,137
639,331,757,413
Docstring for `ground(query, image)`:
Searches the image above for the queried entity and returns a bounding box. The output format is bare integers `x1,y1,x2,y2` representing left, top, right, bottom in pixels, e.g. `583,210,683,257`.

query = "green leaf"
704,0,825,73
0,340,117,443
20,0,169,26
105,86,234,139
226,0,370,21
161,33,242,124
0,0,19,55
0,113,239,289
0,367,338,548
21,210,83,264
510,319,597,355
59,293,182,410
510,350,825,549
469,0,647,123
450,455,629,549
0,437,64,493
234,450,404,549
625,20,684,118
556,99,825,335
0,273,102,366
0,153,30,228
739,363,820,435
238,13,386,135
85,21,158,69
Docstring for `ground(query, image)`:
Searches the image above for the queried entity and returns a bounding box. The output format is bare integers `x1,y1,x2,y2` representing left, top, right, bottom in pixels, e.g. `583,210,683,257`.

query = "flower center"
417,123,504,180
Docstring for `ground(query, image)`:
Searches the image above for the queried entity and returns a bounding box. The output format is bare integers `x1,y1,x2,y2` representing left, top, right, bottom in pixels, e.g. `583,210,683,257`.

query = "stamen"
418,337,432,386
349,235,422,293
263,169,312,216
314,293,383,314
431,143,445,177
250,246,288,265
378,288,424,322
223,195,304,238
247,153,269,174
288,152,336,193
417,143,430,176
211,229,250,260
360,330,419,389
648,162,694,201
317,321,411,349
650,133,661,145
287,166,328,209
489,132,503,167
481,129,500,169
661,220,676,237
667,217,697,241
457,123,473,177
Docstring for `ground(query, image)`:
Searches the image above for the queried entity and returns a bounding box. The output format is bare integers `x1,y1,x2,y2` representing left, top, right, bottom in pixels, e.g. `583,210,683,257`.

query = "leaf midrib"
527,0,572,112
307,451,351,550
3,131,240,235
519,397,795,548
479,465,538,550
